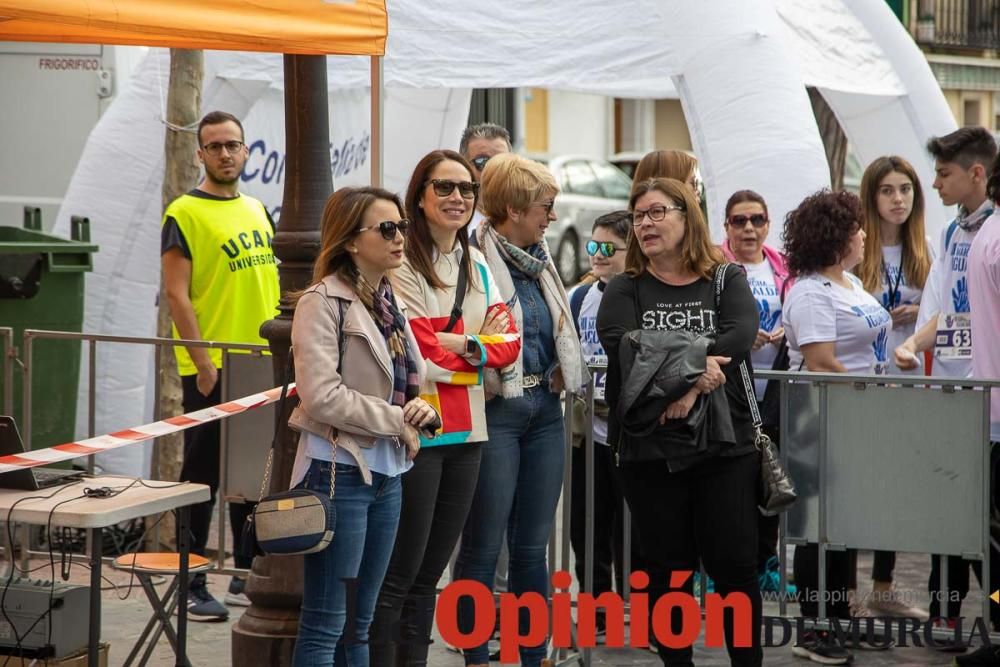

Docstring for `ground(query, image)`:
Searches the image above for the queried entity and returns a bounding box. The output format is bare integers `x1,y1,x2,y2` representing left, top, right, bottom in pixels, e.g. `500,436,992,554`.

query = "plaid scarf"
356,275,420,407
493,232,549,279
956,199,995,233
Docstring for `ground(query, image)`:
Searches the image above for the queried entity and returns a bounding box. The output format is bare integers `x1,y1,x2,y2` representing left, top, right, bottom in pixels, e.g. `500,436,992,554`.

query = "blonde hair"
632,150,697,186
479,153,558,224
857,156,931,294
626,178,722,280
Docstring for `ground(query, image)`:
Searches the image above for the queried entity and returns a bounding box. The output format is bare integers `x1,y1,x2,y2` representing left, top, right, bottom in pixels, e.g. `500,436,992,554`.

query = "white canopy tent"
51,0,955,473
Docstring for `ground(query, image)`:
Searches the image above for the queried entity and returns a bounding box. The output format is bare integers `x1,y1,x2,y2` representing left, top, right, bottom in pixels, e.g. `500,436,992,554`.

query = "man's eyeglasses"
427,179,479,199
357,219,410,241
530,200,555,215
586,240,626,258
471,155,490,172
632,205,684,226
202,141,245,157
726,213,768,228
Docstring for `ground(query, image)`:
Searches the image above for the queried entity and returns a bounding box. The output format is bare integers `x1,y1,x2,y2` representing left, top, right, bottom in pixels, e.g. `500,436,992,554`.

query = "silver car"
536,155,633,284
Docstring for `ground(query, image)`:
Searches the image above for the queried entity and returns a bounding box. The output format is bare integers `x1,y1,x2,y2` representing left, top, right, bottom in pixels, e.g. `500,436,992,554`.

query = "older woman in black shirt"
597,177,762,667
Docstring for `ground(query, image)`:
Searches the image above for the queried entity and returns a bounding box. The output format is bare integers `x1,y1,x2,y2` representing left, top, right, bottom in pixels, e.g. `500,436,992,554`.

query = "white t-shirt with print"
916,206,993,379
569,282,609,445
785,273,892,376
744,259,782,397
872,243,933,375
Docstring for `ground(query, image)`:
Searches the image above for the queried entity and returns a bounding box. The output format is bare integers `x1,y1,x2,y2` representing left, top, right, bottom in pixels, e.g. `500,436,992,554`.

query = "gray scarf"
476,221,589,398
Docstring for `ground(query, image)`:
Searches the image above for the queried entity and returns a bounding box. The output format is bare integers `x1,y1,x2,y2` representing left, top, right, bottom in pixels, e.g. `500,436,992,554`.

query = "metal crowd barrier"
557,365,1000,665
8,329,270,578
6,331,1000,664
763,368,1000,632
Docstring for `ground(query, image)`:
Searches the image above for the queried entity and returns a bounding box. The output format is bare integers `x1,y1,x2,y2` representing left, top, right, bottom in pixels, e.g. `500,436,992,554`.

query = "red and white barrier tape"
0,384,297,474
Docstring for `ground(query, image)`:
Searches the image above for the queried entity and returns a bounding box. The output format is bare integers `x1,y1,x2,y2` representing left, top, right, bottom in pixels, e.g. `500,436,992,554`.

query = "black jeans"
570,442,643,598
620,453,763,667
370,442,482,667
794,545,857,619
177,374,254,569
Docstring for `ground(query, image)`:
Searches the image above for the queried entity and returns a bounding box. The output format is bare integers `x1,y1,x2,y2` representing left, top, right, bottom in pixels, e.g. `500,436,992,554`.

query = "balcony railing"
919,0,1000,50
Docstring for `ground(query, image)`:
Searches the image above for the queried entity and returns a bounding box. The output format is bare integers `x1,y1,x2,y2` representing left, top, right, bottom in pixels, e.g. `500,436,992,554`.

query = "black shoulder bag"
713,264,796,515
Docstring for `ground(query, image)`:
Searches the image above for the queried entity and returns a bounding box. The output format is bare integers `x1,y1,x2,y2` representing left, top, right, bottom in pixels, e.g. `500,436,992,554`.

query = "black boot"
369,597,401,667
397,594,437,667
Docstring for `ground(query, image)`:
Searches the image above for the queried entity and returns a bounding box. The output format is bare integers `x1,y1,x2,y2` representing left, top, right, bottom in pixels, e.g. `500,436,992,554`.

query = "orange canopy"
0,0,387,55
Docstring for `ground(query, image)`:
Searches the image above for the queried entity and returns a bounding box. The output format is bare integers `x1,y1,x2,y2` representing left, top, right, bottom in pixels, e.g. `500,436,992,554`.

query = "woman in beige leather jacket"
288,186,438,667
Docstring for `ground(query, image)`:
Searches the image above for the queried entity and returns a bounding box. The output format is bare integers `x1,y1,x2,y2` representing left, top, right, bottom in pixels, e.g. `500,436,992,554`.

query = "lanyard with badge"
883,262,903,311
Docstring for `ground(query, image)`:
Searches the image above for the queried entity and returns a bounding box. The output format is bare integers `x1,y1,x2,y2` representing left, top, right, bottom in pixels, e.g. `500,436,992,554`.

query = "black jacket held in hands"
596,264,758,471
615,328,737,464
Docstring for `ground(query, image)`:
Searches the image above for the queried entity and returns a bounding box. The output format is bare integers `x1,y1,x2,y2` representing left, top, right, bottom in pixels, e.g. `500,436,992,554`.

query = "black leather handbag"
739,359,797,515
714,263,796,515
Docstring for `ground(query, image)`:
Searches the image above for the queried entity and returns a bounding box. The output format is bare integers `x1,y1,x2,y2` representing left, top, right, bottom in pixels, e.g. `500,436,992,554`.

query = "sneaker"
792,631,853,665
185,574,229,622
759,556,798,597
865,586,928,621
847,590,871,619
954,644,1000,666
934,619,969,654
224,576,251,607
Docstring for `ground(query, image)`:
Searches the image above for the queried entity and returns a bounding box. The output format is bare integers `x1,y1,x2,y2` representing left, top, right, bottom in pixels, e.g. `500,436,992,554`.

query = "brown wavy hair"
783,189,861,276
292,186,404,302
632,150,697,187
626,178,722,280
404,150,478,291
856,156,931,294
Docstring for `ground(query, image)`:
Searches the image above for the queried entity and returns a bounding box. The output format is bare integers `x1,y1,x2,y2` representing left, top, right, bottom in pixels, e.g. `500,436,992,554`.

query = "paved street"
45,549,986,666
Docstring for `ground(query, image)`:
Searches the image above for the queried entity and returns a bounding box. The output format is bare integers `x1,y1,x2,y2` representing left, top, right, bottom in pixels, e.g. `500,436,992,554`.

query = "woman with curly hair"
782,190,892,665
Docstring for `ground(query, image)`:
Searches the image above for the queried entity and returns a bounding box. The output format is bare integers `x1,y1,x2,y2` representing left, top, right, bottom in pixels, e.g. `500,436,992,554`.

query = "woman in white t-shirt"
857,156,934,375
852,155,934,621
782,190,892,665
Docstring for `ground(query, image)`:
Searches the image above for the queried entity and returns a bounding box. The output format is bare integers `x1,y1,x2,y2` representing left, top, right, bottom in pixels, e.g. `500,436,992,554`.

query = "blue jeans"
454,388,565,666
292,459,402,667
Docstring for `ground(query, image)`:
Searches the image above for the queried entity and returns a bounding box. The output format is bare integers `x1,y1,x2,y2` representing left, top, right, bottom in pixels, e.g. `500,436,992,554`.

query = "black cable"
0,480,84,666
0,478,194,664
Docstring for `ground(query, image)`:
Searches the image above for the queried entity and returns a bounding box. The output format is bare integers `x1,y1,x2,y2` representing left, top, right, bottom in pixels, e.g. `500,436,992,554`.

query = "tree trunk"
808,87,848,191
149,49,203,550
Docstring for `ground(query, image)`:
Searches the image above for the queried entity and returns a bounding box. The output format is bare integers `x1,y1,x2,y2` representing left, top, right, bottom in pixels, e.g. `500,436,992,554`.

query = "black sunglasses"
427,179,479,199
471,155,490,172
727,213,768,228
357,219,410,241
586,240,625,258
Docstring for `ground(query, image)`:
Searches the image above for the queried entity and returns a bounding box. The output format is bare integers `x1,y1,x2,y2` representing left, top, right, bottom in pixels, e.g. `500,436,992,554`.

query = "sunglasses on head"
357,219,410,241
586,240,625,258
727,213,768,228
427,179,479,199
471,155,490,172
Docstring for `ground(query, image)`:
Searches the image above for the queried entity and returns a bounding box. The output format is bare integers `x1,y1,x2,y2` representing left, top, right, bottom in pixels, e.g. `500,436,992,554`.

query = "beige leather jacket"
288,273,426,487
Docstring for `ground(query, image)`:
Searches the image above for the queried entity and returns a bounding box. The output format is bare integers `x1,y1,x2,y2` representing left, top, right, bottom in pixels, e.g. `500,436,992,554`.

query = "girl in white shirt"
851,156,933,621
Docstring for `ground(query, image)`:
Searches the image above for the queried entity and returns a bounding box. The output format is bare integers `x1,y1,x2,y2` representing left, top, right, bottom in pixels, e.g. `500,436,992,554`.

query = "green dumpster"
0,211,98,451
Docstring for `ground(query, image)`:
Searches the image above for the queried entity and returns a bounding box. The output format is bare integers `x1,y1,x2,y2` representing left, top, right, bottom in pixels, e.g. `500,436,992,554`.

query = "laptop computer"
0,416,85,491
